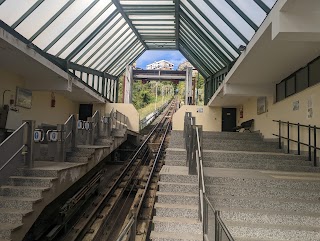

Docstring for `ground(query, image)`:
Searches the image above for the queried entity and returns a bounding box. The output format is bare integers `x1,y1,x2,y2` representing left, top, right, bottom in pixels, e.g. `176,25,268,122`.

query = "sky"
136,50,187,70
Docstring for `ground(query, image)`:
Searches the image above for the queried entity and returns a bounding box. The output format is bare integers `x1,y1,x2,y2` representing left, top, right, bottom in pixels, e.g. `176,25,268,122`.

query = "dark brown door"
79,104,93,121
222,108,236,132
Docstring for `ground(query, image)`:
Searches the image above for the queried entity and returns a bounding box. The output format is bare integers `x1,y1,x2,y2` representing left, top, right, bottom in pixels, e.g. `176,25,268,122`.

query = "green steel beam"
64,7,117,60
111,0,149,50
180,3,237,60
57,2,113,57
81,22,127,65
11,0,45,29
103,39,140,72
179,45,209,78
180,33,218,72
180,10,232,63
184,0,240,55
175,0,180,49
204,0,249,44
180,40,213,75
29,0,75,41
180,18,229,66
89,30,135,69
44,0,100,52
115,48,146,77
73,16,123,63
180,30,221,71
225,0,258,31
253,0,270,13
109,44,143,74
112,45,145,76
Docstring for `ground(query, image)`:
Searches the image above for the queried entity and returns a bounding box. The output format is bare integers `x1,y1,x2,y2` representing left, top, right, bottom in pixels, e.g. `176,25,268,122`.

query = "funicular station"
1,0,320,241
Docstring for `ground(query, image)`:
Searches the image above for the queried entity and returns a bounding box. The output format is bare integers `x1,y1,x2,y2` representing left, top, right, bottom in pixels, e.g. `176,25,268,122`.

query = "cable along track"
45,99,176,241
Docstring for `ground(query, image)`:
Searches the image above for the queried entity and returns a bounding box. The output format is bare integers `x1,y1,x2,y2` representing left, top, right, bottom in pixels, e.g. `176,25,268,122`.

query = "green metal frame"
0,0,277,103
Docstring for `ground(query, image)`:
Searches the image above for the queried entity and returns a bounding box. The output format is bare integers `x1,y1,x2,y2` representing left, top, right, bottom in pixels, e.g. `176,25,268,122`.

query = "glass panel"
309,58,320,87
181,2,238,59
285,76,295,97
50,2,116,57
128,15,175,20
261,0,277,8
71,14,124,63
136,25,175,29
0,0,38,26
120,1,174,5
103,41,141,72
15,0,70,39
231,0,266,26
180,21,224,67
90,32,136,69
276,81,285,102
32,0,95,49
110,45,144,75
76,19,128,65
296,67,308,93
206,0,255,40
207,205,215,240
188,0,245,47
132,20,175,25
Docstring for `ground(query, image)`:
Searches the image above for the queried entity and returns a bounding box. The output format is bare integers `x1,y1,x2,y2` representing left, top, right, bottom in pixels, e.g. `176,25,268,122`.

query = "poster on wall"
293,100,299,111
16,87,32,109
257,96,267,115
307,96,313,119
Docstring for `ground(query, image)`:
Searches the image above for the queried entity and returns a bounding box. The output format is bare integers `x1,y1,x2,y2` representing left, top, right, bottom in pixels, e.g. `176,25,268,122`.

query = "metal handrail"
185,113,234,241
0,122,27,148
0,145,26,171
273,120,319,166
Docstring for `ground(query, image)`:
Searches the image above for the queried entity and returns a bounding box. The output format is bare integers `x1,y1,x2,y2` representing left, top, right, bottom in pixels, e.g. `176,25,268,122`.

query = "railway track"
39,98,176,241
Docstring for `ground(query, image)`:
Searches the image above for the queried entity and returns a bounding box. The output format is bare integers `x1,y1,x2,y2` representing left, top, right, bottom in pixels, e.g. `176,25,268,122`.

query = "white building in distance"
146,60,174,70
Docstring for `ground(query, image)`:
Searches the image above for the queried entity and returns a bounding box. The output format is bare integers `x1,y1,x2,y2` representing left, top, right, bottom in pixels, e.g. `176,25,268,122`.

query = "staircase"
201,131,320,241
0,134,126,241
150,131,202,241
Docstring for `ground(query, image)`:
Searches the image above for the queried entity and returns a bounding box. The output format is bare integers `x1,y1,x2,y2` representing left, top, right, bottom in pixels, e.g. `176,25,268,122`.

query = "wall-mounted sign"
196,108,203,113
257,96,267,115
16,87,32,109
307,96,313,119
293,100,299,111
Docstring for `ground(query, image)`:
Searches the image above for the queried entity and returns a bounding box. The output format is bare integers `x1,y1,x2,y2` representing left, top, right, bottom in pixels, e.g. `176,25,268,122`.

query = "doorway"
79,104,93,121
222,108,236,132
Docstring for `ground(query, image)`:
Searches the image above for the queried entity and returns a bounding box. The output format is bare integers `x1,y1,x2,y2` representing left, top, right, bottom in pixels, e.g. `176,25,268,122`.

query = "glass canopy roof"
0,0,277,78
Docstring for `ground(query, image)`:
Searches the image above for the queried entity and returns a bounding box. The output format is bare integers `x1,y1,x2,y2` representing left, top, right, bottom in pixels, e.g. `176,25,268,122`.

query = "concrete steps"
151,165,202,240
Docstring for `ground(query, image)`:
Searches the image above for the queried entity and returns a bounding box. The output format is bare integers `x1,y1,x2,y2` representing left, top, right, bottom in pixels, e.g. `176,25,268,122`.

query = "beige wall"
238,83,320,152
0,69,79,127
94,103,140,132
172,105,222,131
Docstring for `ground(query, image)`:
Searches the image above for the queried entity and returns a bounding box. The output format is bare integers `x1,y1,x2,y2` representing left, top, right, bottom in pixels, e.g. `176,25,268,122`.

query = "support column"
123,65,133,104
185,67,193,105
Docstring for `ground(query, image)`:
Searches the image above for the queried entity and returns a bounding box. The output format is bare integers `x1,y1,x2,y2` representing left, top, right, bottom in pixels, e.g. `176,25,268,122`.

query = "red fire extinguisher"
51,92,56,108
240,106,243,118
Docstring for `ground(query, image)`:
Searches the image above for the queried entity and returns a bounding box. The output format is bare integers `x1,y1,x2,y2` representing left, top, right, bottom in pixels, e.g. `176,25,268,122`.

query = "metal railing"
0,120,34,185
140,99,171,130
185,112,234,241
64,114,76,152
111,109,128,131
273,120,320,166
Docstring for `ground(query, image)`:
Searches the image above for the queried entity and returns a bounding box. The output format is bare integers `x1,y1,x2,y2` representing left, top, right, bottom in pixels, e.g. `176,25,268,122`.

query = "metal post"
189,126,197,175
55,124,66,162
87,117,94,145
287,121,290,154
96,111,100,139
278,120,282,149
24,120,35,168
297,123,300,155
71,115,76,150
203,197,208,237
314,126,317,167
309,125,312,162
